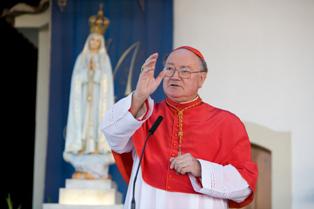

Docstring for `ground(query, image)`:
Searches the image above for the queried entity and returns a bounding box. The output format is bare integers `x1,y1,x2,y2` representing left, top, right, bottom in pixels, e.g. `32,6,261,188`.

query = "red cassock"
112,97,258,208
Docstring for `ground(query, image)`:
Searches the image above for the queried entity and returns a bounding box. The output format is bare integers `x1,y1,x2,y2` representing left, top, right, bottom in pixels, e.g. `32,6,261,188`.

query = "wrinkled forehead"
166,49,203,67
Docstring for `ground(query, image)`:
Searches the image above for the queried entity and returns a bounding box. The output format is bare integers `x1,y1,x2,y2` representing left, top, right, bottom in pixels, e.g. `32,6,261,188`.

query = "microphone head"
148,116,163,134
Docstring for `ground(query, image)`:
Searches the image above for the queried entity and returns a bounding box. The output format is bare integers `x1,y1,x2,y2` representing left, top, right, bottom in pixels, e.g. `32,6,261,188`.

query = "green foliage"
6,194,21,209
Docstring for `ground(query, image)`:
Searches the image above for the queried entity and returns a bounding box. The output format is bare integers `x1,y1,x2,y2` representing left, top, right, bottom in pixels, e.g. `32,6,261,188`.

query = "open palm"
134,53,166,100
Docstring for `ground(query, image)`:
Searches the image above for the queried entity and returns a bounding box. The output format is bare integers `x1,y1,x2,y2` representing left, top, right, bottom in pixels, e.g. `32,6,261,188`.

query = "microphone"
148,115,163,135
131,116,163,209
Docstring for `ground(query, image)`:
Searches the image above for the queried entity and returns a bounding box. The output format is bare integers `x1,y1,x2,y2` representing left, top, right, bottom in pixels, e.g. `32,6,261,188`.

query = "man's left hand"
170,153,201,177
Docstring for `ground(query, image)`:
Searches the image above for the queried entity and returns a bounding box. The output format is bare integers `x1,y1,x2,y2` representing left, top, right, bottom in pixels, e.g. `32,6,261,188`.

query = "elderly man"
101,46,258,209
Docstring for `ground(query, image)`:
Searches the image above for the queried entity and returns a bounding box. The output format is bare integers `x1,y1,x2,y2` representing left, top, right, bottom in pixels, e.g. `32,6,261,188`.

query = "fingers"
170,153,193,173
175,161,189,172
169,153,201,177
178,166,189,175
134,52,164,99
144,53,158,65
169,155,186,169
170,157,175,169
141,53,158,73
155,70,167,84
171,159,190,175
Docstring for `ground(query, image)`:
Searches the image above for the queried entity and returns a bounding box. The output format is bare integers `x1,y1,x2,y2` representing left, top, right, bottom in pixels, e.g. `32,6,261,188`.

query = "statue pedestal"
43,205,122,209
43,179,123,209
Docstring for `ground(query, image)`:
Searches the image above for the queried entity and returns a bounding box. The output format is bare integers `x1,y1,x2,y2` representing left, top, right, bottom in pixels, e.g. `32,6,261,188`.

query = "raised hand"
130,53,166,117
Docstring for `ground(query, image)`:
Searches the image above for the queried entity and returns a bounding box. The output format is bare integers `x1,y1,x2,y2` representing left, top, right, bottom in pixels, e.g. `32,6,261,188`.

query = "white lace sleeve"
189,160,252,203
100,93,154,153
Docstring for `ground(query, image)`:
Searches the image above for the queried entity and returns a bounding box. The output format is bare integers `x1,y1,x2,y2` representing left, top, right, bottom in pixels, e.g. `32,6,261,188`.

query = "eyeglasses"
163,65,205,79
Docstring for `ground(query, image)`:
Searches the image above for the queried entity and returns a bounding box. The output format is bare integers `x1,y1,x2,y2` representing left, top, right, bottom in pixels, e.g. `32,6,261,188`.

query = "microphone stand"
130,132,152,209
131,116,163,209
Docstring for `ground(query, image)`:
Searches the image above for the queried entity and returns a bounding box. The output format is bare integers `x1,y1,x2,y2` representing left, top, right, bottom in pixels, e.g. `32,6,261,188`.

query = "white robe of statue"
63,32,115,179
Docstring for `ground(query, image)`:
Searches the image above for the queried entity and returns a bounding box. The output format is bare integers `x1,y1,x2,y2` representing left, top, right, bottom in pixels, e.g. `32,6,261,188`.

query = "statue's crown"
89,4,109,35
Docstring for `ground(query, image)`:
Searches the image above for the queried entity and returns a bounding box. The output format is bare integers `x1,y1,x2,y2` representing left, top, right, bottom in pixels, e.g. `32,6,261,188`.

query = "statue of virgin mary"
63,6,115,179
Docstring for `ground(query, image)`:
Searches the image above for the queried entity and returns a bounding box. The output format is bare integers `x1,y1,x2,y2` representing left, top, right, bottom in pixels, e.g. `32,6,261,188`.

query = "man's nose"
171,69,181,79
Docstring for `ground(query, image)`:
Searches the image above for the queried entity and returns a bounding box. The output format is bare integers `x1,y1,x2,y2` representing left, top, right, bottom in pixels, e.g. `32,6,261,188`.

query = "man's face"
163,49,207,103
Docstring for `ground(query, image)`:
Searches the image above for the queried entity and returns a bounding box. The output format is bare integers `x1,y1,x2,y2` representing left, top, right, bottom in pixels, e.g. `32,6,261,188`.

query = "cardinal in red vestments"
101,46,258,209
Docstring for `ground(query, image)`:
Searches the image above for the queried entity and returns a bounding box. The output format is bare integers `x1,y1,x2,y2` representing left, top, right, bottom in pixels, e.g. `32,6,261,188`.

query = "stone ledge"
59,188,122,205
65,179,116,190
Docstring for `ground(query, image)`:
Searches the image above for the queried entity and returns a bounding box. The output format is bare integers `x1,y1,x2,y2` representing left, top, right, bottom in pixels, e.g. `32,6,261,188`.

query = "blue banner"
46,0,173,203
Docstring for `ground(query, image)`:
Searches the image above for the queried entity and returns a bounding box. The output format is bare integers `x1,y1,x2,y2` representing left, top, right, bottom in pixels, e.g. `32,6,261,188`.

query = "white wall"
174,0,314,209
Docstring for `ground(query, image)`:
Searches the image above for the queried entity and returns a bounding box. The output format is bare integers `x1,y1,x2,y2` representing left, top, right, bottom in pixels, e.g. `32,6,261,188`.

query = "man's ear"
198,72,207,88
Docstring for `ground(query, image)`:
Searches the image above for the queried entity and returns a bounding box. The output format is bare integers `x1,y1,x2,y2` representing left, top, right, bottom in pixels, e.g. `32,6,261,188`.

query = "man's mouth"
170,84,180,87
